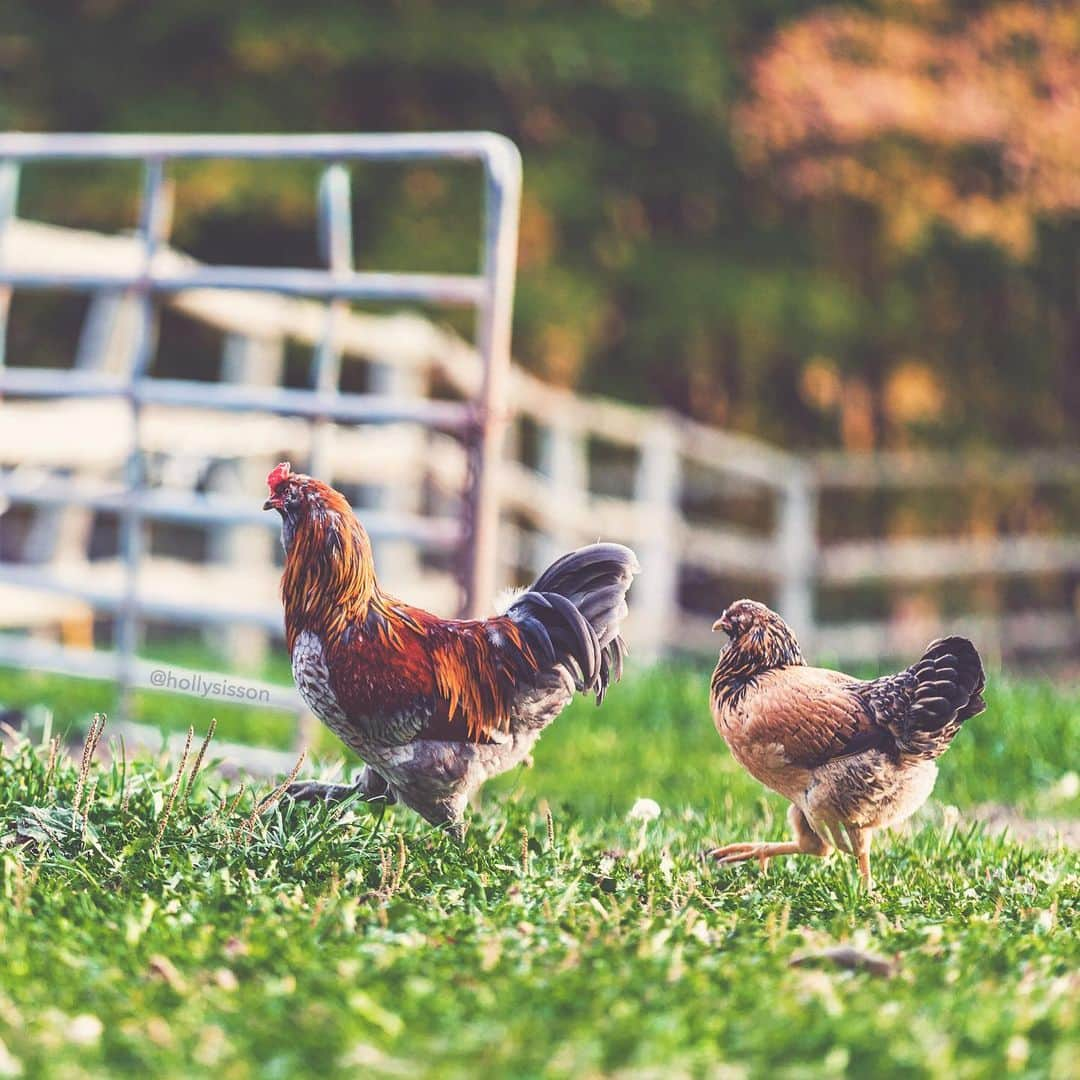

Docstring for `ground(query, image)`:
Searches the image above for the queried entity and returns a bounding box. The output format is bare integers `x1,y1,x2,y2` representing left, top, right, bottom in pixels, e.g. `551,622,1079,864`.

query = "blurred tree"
737,2,1080,258
736,1,1080,448
1,0,1076,450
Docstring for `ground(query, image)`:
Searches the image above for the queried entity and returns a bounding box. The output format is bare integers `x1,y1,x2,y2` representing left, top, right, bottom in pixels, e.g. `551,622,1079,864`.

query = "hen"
263,462,638,836
707,600,985,888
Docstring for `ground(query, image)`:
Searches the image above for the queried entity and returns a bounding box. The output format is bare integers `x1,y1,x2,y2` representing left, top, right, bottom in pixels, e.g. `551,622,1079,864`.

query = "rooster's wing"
325,618,440,745
328,543,636,748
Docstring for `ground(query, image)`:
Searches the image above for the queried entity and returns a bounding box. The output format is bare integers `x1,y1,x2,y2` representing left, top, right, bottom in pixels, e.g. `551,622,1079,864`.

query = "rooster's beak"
262,496,281,512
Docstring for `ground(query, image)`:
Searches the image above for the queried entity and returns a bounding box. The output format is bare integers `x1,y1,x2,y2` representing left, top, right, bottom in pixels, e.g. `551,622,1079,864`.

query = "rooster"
707,600,985,888
263,462,638,836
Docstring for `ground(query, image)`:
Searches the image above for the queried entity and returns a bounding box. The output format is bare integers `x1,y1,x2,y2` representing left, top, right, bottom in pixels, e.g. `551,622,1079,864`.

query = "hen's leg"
707,805,831,872
287,766,397,805
844,825,874,890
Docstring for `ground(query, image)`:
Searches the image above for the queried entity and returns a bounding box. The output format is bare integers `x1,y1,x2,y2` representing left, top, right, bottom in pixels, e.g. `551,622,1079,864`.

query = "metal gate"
0,132,522,715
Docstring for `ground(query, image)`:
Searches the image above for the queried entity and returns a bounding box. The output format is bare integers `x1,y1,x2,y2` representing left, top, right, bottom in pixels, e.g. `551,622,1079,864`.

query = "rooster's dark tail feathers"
503,543,639,703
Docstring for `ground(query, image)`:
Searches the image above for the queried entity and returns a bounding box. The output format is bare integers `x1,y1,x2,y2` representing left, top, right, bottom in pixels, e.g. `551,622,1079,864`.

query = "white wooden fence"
2,218,1078,698
494,376,1080,664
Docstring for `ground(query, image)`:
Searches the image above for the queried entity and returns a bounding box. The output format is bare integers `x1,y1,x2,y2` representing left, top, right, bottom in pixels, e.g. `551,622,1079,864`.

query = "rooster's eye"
285,489,300,508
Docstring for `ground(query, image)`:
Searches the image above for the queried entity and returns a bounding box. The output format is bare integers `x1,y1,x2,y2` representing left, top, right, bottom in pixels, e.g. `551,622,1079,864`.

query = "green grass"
0,665,1077,1078
0,640,298,751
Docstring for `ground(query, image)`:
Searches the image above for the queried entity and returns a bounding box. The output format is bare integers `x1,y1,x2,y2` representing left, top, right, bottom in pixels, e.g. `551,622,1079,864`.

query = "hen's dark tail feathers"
899,636,986,758
503,543,639,703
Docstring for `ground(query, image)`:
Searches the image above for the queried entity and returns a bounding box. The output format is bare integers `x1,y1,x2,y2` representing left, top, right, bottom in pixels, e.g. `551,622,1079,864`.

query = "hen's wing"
327,543,637,747
732,667,890,768
322,602,530,746
731,636,986,768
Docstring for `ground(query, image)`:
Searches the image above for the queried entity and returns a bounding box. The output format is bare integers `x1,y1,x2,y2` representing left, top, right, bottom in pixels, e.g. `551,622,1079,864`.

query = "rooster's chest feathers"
290,629,432,749
291,630,349,731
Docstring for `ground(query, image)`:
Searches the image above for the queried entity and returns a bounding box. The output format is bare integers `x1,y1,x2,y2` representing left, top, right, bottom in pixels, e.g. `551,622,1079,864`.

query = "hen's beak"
712,614,733,634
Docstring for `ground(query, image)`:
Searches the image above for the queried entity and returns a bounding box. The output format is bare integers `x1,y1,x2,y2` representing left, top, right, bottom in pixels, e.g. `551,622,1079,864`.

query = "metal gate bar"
0,131,522,718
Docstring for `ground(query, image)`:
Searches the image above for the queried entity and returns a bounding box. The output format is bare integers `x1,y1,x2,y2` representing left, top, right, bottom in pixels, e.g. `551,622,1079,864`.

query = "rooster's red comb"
267,461,292,491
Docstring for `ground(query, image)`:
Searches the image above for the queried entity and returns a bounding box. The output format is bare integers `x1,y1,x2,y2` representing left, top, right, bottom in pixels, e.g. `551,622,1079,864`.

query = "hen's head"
712,599,804,671
262,461,355,553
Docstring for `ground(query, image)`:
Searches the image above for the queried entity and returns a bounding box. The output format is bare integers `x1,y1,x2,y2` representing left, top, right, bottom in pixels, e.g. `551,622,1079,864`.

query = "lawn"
0,665,1076,1078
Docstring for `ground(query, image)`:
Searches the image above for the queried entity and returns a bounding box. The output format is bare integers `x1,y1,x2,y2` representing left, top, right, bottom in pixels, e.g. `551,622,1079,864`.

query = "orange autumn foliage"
735,2,1080,257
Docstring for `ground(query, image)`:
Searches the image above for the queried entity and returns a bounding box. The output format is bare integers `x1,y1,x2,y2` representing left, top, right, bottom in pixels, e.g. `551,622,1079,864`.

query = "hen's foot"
858,855,874,892
852,834,873,891
705,840,804,871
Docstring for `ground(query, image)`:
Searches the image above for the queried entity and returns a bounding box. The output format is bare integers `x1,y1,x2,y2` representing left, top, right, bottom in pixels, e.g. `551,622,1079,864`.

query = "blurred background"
0,0,1077,746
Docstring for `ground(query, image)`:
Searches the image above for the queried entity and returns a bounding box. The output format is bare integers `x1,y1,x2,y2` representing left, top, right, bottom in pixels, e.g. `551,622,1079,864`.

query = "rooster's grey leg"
411,793,469,841
286,766,397,805
707,805,831,871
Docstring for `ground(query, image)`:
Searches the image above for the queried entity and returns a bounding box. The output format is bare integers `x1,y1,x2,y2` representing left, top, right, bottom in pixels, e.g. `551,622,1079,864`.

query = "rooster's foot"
286,779,358,803
287,768,397,806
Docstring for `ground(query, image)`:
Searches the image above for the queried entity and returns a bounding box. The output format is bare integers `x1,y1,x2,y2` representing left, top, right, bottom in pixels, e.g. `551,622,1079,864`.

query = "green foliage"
0,669,1076,1077
4,2,1076,448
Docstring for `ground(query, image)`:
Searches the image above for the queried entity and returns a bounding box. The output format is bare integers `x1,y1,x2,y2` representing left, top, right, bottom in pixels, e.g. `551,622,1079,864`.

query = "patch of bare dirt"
969,803,1080,848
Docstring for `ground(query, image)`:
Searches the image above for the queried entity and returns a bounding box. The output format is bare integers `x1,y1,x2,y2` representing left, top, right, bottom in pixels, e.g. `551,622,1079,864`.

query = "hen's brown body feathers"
264,463,638,835
708,600,986,886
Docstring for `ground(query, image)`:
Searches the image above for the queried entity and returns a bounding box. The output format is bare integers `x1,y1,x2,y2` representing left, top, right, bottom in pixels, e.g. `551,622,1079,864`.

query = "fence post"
0,160,19,369
308,164,352,480
634,414,681,662
115,159,172,722
777,463,816,650
537,413,588,571
367,360,426,595
210,332,285,671
464,142,522,617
